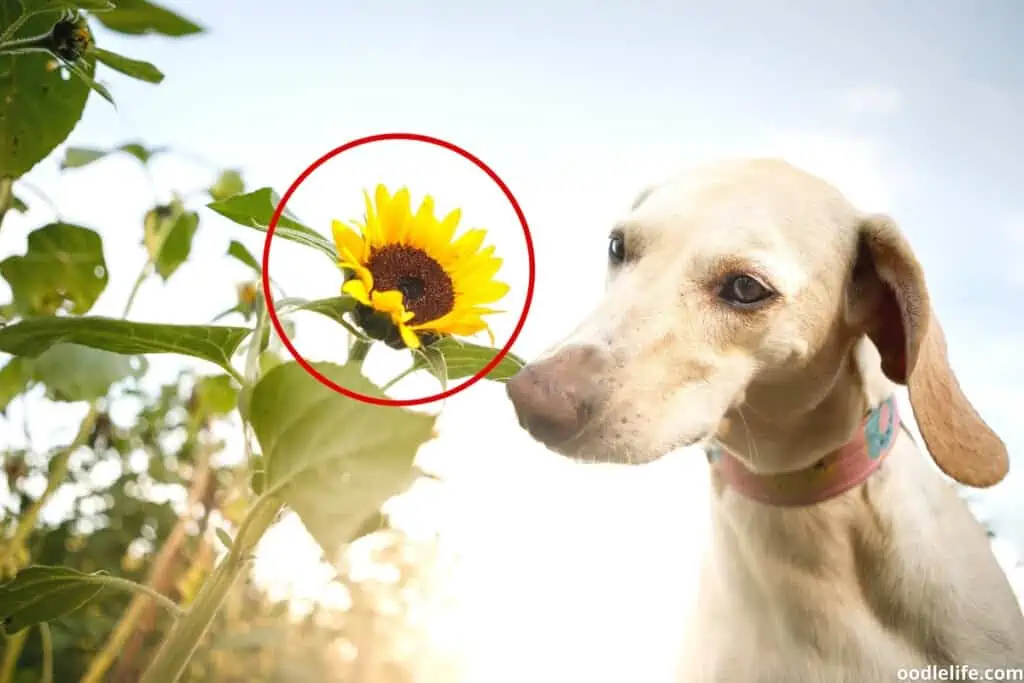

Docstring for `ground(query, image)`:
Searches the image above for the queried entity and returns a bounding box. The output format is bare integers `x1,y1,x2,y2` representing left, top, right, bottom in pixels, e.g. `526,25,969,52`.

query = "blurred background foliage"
0,1,442,680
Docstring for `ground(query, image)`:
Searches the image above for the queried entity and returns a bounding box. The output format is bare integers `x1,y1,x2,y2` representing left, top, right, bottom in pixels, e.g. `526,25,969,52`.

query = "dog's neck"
709,337,899,506
707,395,899,507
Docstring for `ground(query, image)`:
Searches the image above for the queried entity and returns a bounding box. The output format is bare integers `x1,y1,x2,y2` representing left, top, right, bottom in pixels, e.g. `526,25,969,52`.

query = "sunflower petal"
466,280,510,304
332,220,365,261
398,323,421,349
343,280,371,305
452,255,503,284
452,228,487,257
362,190,382,249
371,289,407,315
406,195,437,250
339,247,374,289
385,187,411,243
437,208,461,244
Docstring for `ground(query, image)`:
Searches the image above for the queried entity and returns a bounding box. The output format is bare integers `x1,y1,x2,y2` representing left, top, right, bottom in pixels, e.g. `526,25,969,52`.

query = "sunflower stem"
348,339,371,367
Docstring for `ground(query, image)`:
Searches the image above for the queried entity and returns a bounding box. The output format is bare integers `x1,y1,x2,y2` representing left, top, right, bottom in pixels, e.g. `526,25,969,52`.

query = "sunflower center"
367,245,454,324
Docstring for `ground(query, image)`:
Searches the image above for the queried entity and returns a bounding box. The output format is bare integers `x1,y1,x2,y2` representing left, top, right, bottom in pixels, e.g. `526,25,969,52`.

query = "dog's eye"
717,274,775,307
608,234,626,264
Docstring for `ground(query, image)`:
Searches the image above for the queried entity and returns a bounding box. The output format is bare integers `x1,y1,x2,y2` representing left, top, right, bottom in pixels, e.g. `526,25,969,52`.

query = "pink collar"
706,395,900,507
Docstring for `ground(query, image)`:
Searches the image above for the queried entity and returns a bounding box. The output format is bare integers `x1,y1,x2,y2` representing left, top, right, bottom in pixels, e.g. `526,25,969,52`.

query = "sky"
1,1,1023,681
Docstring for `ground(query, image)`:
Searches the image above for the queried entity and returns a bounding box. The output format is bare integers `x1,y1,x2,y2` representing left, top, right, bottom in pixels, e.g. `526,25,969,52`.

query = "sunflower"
331,185,510,350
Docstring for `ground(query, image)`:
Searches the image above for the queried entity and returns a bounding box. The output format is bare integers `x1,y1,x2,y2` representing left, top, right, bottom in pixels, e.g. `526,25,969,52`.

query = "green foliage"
32,342,143,401
0,316,250,375
143,201,199,280
416,337,525,382
60,142,164,168
287,295,356,325
249,361,436,558
23,1,116,11
208,169,244,202
0,3,528,679
0,2,95,177
0,356,32,412
90,0,203,37
225,239,260,272
0,222,108,315
0,565,107,634
192,373,238,417
207,187,338,260
92,47,164,83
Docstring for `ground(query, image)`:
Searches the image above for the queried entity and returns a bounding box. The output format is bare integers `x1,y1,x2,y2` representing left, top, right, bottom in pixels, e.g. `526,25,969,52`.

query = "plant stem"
243,293,268,385
0,11,35,46
39,623,53,683
121,263,151,318
0,178,13,234
136,495,283,683
382,364,417,392
0,630,27,683
91,574,185,618
349,338,371,366
16,181,62,221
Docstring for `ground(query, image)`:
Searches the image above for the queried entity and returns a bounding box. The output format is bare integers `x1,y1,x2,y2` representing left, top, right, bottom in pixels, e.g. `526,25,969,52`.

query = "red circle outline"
260,132,536,407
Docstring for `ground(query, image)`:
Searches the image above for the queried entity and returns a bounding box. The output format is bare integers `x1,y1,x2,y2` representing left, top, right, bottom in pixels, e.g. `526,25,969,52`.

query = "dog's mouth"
525,426,715,466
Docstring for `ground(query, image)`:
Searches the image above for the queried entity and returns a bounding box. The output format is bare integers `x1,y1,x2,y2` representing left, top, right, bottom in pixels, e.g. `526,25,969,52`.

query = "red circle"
260,132,535,407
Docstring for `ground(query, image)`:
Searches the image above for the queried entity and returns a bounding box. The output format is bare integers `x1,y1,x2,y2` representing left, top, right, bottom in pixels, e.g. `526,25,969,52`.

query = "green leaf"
144,203,198,280
90,0,203,36
288,295,355,326
413,338,525,382
226,240,260,272
249,362,436,558
413,346,448,388
0,222,108,316
214,528,232,551
64,57,114,107
117,142,160,163
0,5,95,177
60,142,163,169
350,511,388,543
9,193,28,213
59,146,106,169
193,374,238,417
32,343,140,402
250,454,265,495
207,188,337,261
258,350,282,376
22,0,115,11
92,47,164,84
208,169,244,202
0,317,250,375
0,565,107,633
0,357,32,412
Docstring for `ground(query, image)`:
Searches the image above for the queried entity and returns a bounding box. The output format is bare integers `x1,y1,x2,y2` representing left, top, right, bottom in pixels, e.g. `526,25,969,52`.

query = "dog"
505,159,1024,682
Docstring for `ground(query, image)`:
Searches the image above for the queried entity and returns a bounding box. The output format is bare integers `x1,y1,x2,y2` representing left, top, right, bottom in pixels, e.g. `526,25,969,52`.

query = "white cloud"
841,84,904,117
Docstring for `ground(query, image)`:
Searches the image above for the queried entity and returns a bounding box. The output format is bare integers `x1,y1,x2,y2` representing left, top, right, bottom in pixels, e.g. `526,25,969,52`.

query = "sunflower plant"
0,3,523,682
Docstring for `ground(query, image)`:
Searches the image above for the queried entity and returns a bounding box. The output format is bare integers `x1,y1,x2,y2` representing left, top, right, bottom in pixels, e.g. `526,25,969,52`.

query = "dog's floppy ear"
851,214,1008,488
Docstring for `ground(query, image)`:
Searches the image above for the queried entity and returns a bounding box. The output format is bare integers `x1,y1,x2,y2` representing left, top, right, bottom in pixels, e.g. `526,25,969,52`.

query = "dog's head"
506,159,1008,488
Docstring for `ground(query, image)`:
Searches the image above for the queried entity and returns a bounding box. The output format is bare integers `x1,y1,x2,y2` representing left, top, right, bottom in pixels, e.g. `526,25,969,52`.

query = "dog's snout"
506,344,609,447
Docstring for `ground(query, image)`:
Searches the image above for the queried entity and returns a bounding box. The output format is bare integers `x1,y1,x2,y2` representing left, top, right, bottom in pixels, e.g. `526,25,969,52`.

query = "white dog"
506,159,1024,681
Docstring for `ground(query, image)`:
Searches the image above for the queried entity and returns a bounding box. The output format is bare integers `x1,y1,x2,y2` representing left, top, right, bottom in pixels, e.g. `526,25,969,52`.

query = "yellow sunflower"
331,185,510,350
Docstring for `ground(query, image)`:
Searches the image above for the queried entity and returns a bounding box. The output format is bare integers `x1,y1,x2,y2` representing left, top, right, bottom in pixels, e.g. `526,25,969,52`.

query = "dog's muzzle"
505,344,609,448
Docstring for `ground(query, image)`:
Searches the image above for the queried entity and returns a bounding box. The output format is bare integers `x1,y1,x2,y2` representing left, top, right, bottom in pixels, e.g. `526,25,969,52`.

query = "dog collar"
705,395,900,507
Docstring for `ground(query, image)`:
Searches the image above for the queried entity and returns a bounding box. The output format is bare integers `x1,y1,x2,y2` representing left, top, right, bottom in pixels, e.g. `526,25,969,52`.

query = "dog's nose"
506,344,609,447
